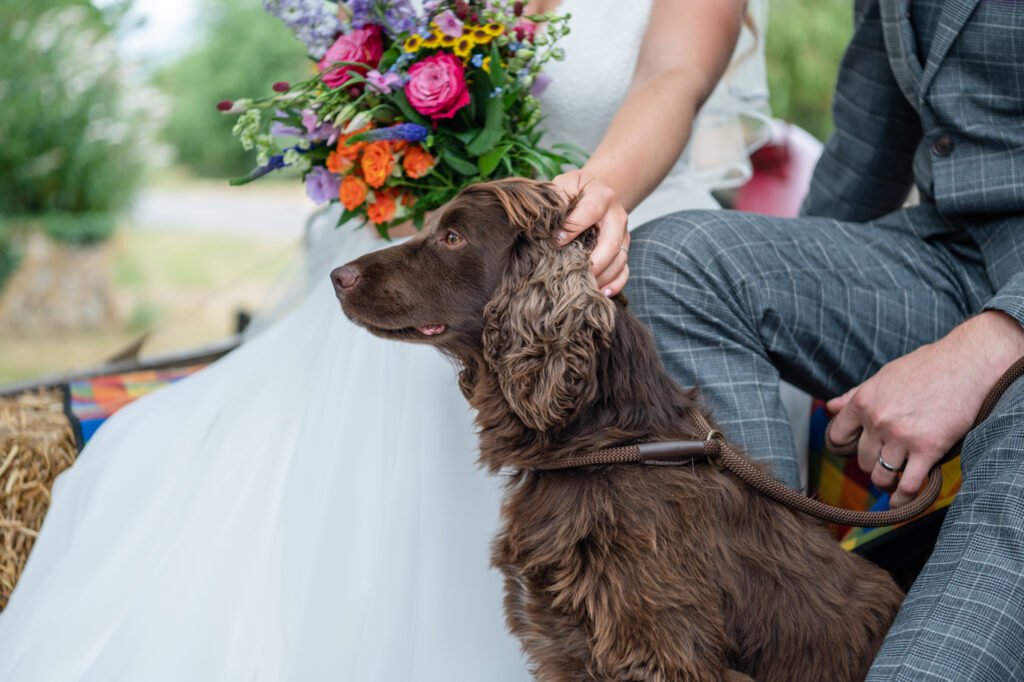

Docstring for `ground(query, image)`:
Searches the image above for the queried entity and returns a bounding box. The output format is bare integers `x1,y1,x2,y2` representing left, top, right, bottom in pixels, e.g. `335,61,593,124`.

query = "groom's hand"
827,311,1024,507
552,170,630,296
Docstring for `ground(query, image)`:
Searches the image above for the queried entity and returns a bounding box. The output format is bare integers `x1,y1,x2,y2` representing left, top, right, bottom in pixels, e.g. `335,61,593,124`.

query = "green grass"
0,228,297,384
113,230,291,289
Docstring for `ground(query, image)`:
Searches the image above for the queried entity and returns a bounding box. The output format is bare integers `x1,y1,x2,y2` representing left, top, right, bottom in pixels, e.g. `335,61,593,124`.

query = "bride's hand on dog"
552,169,630,296
827,311,1024,507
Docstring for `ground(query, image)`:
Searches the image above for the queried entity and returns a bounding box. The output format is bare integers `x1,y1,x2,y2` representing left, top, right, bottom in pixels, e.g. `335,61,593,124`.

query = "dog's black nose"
331,265,361,297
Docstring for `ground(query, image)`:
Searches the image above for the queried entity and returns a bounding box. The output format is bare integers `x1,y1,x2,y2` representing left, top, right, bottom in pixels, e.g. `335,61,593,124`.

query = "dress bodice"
537,0,655,164
537,0,770,226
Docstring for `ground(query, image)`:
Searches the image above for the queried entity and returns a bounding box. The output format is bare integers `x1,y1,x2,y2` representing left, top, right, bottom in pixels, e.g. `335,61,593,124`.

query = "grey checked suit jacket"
801,0,1024,327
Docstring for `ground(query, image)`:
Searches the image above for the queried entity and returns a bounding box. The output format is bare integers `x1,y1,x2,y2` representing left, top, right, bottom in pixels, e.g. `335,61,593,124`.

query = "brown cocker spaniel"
334,178,903,682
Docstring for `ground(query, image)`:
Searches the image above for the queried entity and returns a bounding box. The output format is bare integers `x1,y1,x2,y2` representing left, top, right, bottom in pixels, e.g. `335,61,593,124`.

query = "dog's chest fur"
491,459,902,682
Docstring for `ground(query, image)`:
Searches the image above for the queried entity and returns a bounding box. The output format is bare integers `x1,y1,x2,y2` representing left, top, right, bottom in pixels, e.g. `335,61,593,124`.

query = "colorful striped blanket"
65,366,207,447
809,400,961,550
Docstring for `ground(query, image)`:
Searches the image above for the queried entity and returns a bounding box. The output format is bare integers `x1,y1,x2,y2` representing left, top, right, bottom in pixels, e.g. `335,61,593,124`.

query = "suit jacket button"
932,134,953,156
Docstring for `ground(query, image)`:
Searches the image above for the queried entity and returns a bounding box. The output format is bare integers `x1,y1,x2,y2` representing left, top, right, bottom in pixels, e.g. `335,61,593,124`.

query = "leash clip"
704,429,725,471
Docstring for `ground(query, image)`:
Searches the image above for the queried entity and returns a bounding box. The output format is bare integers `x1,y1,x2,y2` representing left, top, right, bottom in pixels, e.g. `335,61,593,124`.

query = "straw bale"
0,389,77,612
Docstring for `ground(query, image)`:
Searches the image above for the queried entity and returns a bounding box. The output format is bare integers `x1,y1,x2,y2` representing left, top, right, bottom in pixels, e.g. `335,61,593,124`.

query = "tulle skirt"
0,226,529,681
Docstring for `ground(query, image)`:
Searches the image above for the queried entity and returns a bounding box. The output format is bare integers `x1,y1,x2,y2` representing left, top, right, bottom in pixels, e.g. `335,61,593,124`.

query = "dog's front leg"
503,570,597,681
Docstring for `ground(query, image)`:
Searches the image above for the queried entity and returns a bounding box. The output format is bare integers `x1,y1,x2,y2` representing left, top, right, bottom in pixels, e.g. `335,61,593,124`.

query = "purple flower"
345,0,414,36
366,69,403,94
347,0,375,28
434,9,463,37
305,166,342,204
270,109,306,137
301,109,341,144
383,1,417,35
264,0,342,59
271,121,305,137
354,123,429,143
530,73,551,96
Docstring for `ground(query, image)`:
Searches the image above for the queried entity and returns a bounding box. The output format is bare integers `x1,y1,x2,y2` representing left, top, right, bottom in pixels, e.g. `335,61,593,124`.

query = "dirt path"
129,180,315,238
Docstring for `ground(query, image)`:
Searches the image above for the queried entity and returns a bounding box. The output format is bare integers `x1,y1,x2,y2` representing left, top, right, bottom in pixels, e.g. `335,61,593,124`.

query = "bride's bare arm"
553,0,747,295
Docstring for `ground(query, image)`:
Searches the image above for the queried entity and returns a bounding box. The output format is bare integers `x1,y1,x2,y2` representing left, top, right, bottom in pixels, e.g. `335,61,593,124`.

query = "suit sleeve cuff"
982,271,1024,330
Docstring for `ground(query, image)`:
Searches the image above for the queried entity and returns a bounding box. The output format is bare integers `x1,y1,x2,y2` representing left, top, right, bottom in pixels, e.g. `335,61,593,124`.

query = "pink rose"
317,26,383,89
404,53,470,120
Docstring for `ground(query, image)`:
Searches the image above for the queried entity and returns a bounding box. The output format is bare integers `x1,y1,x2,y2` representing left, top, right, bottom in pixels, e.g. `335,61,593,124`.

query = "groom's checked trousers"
627,0,1024,679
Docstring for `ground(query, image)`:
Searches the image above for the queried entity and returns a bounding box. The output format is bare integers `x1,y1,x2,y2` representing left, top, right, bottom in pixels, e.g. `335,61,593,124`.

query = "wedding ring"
877,454,898,472
620,246,628,256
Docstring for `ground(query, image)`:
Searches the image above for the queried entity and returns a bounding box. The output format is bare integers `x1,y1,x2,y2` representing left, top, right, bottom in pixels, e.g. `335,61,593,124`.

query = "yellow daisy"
481,56,491,73
453,36,474,58
439,34,458,48
403,34,423,52
470,27,491,44
482,22,504,37
422,34,442,48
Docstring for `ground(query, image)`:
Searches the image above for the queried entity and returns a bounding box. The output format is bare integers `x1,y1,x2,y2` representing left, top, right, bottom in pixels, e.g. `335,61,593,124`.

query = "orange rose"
338,175,368,210
326,149,352,173
367,189,397,224
402,145,435,179
361,141,395,188
334,126,370,163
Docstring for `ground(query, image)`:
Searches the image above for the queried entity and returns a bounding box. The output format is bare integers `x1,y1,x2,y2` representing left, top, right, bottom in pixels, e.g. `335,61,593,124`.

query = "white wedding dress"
0,2,773,680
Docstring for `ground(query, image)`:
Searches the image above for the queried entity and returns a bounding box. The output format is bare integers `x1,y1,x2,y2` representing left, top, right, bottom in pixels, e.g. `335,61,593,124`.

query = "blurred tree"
765,0,853,140
0,0,146,288
155,0,311,178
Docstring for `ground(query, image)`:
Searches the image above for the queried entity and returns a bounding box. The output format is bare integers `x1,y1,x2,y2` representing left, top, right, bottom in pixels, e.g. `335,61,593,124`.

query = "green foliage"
765,0,854,140
155,0,312,178
41,212,117,245
0,219,22,292
0,0,144,230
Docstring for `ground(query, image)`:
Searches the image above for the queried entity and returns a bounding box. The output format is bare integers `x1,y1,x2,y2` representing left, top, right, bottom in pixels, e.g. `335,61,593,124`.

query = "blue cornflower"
490,86,503,98
471,53,484,68
356,123,430,143
246,153,288,182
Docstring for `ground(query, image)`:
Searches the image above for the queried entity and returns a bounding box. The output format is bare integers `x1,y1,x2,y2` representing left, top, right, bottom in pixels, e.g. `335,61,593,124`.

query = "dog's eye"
444,231,463,247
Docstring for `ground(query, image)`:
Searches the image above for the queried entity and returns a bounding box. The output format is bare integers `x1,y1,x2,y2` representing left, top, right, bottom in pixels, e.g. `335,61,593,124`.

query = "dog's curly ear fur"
481,183,616,431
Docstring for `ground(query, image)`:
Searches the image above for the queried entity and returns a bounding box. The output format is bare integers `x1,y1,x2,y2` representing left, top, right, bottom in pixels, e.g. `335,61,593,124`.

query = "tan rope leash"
535,357,1024,528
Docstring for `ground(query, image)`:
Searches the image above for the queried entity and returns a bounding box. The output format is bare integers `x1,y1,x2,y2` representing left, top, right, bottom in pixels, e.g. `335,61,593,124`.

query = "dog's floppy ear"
482,227,616,432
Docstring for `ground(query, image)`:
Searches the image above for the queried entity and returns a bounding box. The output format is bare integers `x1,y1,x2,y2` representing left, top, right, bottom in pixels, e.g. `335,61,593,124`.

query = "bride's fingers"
588,206,629,276
595,243,628,288
552,170,597,243
598,263,630,297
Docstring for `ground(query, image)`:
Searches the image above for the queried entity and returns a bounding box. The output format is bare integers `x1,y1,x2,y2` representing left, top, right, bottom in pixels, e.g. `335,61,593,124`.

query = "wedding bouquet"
222,0,584,235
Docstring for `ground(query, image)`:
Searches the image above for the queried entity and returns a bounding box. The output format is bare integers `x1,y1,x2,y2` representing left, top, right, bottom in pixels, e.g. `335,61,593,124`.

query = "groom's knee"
629,210,727,267
627,209,750,310
960,377,1024,479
